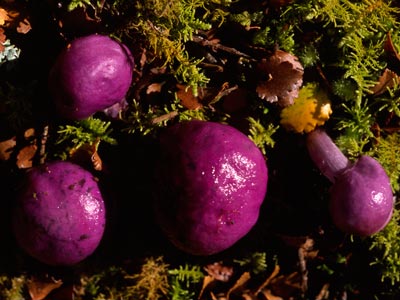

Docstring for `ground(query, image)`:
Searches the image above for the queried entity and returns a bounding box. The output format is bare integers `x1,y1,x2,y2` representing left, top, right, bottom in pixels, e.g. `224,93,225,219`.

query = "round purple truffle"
329,155,393,236
49,34,134,120
153,120,268,255
13,160,106,266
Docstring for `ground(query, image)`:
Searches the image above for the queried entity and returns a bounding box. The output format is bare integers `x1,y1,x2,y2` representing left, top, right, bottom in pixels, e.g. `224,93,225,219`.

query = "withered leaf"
269,272,302,299
176,84,204,110
0,7,10,26
16,143,37,169
147,82,165,94
0,136,16,161
204,261,234,282
384,31,400,62
256,50,304,107
16,17,31,34
0,27,6,44
226,271,251,299
27,276,63,300
371,68,400,96
70,140,102,171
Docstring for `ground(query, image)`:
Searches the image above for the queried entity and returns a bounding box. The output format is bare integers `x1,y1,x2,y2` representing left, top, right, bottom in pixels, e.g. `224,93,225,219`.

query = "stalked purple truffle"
49,34,134,120
153,120,268,255
13,160,106,266
307,129,394,236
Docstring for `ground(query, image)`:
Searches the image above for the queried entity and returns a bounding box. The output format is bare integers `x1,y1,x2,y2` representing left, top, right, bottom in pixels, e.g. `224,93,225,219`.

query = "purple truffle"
49,34,134,120
153,120,268,255
329,155,393,236
13,160,106,266
306,129,394,236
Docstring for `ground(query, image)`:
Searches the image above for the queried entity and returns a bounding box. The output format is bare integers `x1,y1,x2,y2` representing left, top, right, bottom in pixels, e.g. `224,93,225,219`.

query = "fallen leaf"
384,31,400,62
198,275,216,300
70,139,102,171
16,143,37,169
0,7,10,26
0,27,6,44
0,136,16,161
204,262,234,282
17,18,31,33
176,84,204,110
259,289,284,300
27,275,63,300
256,49,304,107
371,68,400,96
147,82,165,94
226,271,251,300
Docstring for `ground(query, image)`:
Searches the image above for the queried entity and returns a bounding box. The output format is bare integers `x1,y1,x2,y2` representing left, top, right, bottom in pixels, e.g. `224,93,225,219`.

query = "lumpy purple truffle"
49,34,134,120
154,120,268,255
13,160,106,266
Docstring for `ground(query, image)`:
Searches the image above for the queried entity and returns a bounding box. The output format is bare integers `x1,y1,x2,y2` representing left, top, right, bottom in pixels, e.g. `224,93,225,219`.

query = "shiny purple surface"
154,120,268,255
329,155,393,236
49,34,134,120
13,161,106,266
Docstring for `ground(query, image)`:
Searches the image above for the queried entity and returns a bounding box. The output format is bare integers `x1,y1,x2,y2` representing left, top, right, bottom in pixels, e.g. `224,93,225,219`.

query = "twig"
315,283,330,300
298,246,308,295
39,125,49,165
192,35,256,61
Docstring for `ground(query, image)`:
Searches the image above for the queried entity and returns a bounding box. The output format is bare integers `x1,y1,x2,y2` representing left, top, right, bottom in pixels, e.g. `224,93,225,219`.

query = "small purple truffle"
49,34,134,120
154,120,268,255
13,160,106,266
329,155,393,236
306,129,394,236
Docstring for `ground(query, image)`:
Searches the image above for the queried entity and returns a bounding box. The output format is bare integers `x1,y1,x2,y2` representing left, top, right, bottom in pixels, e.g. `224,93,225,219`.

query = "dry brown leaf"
204,262,234,282
0,7,10,26
0,136,16,161
226,272,251,300
384,31,400,62
371,68,400,96
269,272,302,299
198,275,216,300
256,49,304,107
0,27,6,44
176,84,204,110
255,264,280,295
17,17,31,33
27,276,63,300
70,140,102,171
259,289,284,300
16,143,37,169
147,82,165,94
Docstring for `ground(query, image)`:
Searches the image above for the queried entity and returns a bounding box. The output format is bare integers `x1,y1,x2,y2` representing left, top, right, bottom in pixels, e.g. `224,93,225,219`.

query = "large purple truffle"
13,160,106,266
49,34,134,120
153,120,268,255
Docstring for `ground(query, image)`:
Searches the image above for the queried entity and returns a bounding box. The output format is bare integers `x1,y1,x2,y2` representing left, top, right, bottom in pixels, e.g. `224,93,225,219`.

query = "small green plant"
55,117,117,159
125,256,170,300
369,208,400,285
168,264,204,300
233,251,269,275
247,117,278,155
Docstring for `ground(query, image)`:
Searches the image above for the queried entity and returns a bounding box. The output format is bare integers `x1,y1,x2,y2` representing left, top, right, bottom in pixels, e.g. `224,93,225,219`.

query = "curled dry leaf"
371,68,399,96
70,140,102,171
0,136,16,161
16,143,37,169
16,17,31,34
256,49,304,107
27,275,63,300
176,84,204,110
204,261,234,282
